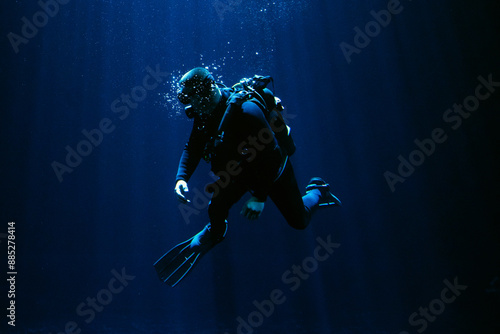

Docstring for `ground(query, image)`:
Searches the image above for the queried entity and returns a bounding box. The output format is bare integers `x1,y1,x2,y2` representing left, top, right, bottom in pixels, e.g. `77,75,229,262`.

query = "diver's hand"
174,180,190,203
241,197,265,220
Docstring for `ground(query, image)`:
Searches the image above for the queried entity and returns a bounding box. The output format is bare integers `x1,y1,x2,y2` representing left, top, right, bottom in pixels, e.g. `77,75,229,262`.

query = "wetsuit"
176,88,322,241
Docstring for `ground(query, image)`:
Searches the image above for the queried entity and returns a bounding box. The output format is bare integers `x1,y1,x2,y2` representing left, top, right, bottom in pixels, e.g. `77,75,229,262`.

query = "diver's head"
177,67,221,118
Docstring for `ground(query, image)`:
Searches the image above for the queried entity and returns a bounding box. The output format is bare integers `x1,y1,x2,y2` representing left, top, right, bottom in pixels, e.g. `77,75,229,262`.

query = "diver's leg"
154,180,247,287
206,179,248,241
268,161,320,229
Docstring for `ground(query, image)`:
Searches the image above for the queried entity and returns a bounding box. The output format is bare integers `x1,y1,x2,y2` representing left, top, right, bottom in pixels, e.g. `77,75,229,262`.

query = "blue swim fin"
154,223,225,287
306,177,342,207
153,236,201,287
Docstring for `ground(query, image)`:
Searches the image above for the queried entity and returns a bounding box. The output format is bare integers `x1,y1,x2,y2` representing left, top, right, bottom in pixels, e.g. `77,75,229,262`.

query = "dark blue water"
1,0,499,333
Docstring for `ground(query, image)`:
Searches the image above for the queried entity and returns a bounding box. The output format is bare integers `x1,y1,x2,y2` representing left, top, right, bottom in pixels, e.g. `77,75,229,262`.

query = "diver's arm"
175,142,202,183
240,102,281,203
221,101,280,217
174,124,205,202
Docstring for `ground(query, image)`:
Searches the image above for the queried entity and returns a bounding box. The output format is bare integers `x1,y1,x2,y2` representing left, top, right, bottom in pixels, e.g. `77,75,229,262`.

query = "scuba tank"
223,75,296,157
204,75,296,164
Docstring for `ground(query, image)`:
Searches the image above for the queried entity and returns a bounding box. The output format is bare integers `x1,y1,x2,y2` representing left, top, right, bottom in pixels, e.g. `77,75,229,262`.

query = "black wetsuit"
176,88,322,240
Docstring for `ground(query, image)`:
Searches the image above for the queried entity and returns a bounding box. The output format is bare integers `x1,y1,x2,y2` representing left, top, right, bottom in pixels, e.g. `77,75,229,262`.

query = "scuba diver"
154,67,341,287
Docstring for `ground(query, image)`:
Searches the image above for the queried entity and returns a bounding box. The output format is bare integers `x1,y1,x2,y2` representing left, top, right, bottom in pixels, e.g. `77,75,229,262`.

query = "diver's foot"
190,225,215,253
189,223,226,253
306,177,342,207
